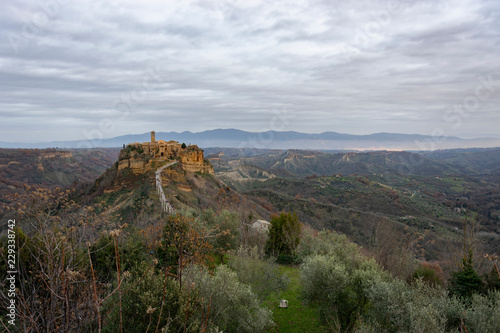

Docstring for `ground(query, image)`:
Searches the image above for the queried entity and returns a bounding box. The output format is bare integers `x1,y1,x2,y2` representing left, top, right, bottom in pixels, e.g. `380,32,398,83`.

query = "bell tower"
151,131,156,143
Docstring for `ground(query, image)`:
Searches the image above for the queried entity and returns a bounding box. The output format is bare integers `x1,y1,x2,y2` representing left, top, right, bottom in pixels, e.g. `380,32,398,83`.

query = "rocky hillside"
81,149,270,225
0,148,119,204
212,149,458,178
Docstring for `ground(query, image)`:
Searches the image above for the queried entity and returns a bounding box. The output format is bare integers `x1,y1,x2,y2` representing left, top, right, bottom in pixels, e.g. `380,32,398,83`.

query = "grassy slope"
266,266,327,333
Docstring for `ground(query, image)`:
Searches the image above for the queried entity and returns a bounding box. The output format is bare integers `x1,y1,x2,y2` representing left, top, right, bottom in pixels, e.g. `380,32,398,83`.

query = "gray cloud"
0,0,499,143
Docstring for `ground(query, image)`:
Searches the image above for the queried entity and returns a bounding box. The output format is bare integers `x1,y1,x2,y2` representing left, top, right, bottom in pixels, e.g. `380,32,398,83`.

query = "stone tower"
151,131,156,143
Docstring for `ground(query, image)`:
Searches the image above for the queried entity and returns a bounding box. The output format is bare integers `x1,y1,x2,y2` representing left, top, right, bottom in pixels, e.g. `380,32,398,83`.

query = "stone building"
128,131,183,159
119,131,213,174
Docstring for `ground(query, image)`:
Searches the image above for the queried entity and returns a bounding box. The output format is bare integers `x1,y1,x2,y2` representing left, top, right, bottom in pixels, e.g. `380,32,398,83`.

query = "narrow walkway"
266,266,326,333
155,161,178,214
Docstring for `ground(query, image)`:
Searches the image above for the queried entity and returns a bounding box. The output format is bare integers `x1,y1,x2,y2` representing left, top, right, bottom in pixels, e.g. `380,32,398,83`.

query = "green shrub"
277,253,300,265
366,279,447,333
484,264,500,291
366,278,500,333
297,230,371,271
462,290,500,332
412,263,443,287
199,209,240,262
301,254,386,332
183,264,274,333
449,263,483,300
265,212,301,258
431,294,465,331
102,262,198,333
91,230,148,283
228,247,288,302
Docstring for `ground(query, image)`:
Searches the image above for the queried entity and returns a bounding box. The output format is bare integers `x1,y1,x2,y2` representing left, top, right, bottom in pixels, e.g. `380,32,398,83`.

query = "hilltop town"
118,131,213,174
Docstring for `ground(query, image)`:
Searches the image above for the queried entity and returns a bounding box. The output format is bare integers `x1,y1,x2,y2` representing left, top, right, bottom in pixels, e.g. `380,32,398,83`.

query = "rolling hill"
208,147,500,257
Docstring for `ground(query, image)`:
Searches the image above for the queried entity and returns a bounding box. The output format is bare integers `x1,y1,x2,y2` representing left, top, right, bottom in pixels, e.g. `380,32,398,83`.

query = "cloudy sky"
1,0,499,143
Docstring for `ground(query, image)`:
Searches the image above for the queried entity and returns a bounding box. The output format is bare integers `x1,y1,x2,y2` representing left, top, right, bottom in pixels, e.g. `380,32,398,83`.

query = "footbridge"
155,161,178,214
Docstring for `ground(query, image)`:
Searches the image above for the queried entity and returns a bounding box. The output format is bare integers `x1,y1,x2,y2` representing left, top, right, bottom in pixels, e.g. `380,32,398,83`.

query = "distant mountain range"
1,129,500,150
